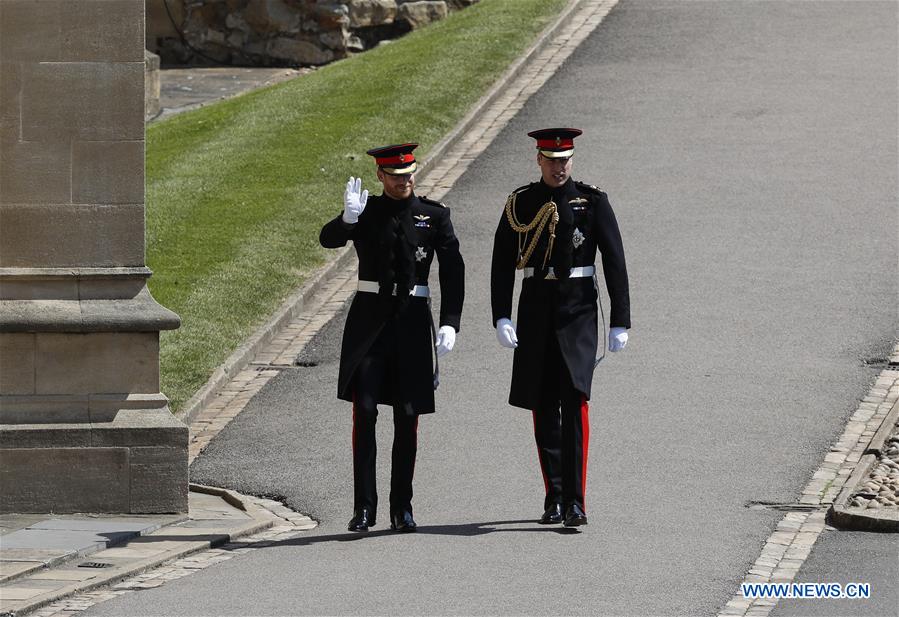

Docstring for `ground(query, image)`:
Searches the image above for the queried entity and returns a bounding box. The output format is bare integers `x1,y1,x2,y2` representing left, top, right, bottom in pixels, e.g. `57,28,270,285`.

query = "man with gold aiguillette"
490,128,631,528
320,143,465,533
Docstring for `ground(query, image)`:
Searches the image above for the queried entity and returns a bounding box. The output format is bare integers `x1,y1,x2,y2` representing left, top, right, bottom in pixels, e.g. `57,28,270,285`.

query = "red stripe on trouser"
532,411,550,495
412,416,419,478
580,396,589,511
351,395,357,474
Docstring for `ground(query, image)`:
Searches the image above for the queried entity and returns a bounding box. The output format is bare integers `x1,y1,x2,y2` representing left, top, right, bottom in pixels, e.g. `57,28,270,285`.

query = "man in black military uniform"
320,143,465,533
490,128,630,528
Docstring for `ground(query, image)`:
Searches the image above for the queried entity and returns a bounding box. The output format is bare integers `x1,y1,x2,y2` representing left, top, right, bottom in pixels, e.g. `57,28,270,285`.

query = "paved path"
153,67,306,121
85,1,896,615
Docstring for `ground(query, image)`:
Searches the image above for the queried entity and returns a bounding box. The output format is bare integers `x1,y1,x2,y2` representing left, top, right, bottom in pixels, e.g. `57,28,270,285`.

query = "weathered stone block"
313,3,350,29
145,50,161,121
0,394,91,424
0,447,130,513
0,63,21,141
89,393,170,423
398,1,448,29
0,139,72,204
319,29,350,51
78,276,147,301
73,141,144,205
0,333,35,395
21,62,144,142
0,1,63,63
130,447,188,513
0,422,91,447
0,300,84,331
244,0,301,33
0,204,145,268
0,278,79,302
347,0,397,28
34,332,159,395
91,408,187,449
59,0,145,62
268,37,335,65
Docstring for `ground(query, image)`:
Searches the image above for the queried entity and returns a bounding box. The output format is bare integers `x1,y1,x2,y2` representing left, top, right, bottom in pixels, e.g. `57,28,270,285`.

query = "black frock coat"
490,178,629,410
320,192,464,414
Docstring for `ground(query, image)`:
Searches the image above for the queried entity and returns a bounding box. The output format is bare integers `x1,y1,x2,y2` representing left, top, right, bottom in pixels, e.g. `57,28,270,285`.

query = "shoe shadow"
275,519,580,548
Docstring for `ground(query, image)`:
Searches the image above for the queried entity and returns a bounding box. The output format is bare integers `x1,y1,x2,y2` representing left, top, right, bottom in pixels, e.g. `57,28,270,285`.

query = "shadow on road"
276,519,582,547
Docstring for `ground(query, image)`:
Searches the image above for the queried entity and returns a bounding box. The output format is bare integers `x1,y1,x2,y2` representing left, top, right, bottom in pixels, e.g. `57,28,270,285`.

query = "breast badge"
572,228,585,249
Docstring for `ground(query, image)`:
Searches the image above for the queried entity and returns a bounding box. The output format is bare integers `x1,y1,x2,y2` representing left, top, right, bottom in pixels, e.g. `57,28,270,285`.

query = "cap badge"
555,136,561,146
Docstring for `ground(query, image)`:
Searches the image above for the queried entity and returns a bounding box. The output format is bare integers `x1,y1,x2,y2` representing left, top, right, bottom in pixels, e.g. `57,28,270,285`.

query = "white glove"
435,325,456,357
496,318,518,349
341,176,368,224
609,327,628,352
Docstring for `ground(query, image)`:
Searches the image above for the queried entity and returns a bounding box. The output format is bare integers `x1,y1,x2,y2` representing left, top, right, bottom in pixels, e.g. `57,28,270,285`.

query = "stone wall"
0,0,187,514
147,0,478,67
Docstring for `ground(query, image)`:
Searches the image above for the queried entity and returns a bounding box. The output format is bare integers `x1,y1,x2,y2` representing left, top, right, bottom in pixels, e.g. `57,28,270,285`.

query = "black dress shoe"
539,502,564,524
390,510,417,532
347,507,375,532
563,504,588,527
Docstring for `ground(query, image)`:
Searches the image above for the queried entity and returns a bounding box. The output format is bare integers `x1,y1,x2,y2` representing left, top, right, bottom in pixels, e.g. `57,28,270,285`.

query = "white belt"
522,265,595,280
357,280,430,297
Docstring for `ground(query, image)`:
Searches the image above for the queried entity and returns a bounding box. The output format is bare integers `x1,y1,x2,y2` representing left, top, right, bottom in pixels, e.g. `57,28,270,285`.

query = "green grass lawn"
148,0,568,412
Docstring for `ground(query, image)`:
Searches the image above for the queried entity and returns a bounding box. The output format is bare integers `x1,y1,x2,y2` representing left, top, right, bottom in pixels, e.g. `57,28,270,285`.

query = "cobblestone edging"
184,0,622,464
28,497,316,617
830,363,899,531
847,413,899,510
719,344,899,617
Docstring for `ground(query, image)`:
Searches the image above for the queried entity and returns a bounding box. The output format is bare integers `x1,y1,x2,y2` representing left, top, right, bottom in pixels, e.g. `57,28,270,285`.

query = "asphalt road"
90,1,897,615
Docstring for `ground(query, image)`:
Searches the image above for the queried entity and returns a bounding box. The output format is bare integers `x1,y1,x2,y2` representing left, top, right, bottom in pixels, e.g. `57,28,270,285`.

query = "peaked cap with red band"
527,127,582,159
366,143,418,175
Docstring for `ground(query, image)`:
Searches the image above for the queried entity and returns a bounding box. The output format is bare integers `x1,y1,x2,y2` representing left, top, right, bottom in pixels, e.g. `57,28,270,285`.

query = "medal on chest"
572,227,585,249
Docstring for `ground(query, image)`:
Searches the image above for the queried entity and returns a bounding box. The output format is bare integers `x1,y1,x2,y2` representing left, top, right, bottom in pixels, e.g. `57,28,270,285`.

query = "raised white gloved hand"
435,325,456,357
342,176,368,224
609,327,628,352
496,318,518,349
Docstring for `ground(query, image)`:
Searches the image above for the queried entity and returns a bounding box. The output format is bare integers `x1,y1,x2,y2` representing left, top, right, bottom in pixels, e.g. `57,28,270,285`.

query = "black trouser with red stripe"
532,332,590,512
352,325,419,517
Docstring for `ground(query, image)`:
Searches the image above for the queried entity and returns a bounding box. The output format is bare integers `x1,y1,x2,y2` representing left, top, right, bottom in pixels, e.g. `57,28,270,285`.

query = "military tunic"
320,192,465,414
491,177,630,410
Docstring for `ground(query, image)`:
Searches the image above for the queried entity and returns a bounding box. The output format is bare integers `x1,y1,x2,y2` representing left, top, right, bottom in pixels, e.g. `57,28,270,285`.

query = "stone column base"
0,407,188,514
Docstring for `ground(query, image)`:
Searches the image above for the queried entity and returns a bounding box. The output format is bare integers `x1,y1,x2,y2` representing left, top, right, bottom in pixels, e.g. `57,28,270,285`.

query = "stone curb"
829,398,899,532
174,0,593,428
3,490,276,617
187,483,248,512
864,398,899,455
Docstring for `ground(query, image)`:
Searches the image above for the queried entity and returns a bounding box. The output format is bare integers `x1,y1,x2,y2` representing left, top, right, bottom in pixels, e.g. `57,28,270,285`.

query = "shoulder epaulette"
419,195,446,208
575,181,603,194
508,183,534,198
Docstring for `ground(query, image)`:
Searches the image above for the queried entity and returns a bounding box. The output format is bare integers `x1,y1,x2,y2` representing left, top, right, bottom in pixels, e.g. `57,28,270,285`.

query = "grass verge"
148,0,569,412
